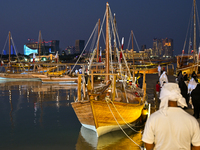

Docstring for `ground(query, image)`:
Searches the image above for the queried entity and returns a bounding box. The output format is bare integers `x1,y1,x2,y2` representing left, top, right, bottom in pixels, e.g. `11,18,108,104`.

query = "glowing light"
24,45,38,55
148,103,151,118
164,42,171,46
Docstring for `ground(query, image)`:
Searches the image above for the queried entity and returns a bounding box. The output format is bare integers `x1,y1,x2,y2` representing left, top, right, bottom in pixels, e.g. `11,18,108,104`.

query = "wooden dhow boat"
176,0,200,76
71,3,148,137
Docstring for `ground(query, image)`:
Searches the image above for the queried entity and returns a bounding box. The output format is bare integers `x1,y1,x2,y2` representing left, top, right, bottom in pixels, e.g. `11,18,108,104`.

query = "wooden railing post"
143,72,146,102
77,73,82,101
112,75,116,101
91,70,94,90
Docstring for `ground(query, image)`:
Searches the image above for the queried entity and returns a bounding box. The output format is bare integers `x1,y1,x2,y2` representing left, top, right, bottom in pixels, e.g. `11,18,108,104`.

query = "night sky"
0,0,199,55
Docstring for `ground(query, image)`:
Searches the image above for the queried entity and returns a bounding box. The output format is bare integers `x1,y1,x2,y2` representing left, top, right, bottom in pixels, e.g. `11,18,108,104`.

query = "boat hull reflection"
76,126,144,150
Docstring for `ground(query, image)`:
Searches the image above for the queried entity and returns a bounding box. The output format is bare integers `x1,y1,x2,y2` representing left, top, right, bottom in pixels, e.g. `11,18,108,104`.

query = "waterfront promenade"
145,73,200,124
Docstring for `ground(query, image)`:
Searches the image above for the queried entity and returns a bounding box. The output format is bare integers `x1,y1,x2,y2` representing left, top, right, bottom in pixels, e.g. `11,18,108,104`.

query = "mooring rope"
105,99,143,150
109,100,143,133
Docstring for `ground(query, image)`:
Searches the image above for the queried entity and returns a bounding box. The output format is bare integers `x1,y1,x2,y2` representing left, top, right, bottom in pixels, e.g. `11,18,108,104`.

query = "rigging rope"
89,26,98,56
0,34,9,70
188,8,193,54
183,4,193,54
110,100,143,133
196,4,200,49
126,32,131,50
70,21,99,74
108,9,129,103
10,36,22,66
1,34,9,56
88,9,106,72
105,99,143,150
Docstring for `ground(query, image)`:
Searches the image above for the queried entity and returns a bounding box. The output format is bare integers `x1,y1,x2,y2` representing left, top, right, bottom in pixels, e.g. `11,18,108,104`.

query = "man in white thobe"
142,83,200,150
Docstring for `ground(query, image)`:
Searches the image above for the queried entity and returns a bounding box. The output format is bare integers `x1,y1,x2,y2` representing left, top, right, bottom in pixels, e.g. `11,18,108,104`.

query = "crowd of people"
142,69,200,150
142,82,200,149
156,69,200,119
176,70,200,119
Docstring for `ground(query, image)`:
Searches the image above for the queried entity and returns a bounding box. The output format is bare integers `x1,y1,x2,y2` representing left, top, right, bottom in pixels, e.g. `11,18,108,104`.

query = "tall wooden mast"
9,31,11,64
113,14,117,62
131,30,134,66
194,0,197,55
106,2,110,82
38,30,42,60
96,19,100,63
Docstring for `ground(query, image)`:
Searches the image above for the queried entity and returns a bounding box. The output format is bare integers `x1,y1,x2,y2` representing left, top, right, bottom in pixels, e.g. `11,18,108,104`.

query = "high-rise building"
157,39,162,57
162,38,173,58
141,45,146,51
75,40,85,54
152,38,163,57
152,38,173,58
152,38,158,57
51,40,60,54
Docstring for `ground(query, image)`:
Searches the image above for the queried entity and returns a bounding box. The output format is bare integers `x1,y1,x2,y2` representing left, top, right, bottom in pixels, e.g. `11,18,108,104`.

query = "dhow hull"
71,100,144,137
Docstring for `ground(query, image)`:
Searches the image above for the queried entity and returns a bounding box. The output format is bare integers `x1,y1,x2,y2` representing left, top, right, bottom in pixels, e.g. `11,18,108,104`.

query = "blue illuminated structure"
11,45,16,55
3,50,6,55
24,45,38,55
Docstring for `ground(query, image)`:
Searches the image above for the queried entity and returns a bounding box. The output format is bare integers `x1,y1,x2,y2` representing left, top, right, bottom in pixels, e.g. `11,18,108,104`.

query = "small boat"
71,3,148,137
35,74,78,84
0,73,41,81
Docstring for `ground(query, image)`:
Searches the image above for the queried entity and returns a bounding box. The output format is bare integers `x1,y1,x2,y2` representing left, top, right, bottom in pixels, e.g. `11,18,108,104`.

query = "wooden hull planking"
71,100,144,137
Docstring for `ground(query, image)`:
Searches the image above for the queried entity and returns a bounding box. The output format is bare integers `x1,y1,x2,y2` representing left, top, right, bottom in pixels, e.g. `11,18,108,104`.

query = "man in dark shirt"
138,73,143,88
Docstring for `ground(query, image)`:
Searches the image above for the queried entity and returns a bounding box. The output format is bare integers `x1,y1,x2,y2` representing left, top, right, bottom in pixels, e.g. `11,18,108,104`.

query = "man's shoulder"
150,108,194,118
148,110,163,119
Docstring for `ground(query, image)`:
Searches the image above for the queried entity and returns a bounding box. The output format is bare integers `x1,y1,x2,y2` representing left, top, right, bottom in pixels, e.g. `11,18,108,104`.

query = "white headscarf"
188,77,197,94
159,71,168,87
159,83,187,115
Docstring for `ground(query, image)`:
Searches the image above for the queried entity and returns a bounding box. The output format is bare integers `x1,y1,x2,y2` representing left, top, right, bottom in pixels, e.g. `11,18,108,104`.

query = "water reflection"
0,81,145,149
76,126,144,150
0,81,77,126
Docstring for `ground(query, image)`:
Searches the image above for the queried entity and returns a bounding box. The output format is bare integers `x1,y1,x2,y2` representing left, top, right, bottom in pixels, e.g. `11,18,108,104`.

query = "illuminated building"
65,46,75,55
152,38,173,58
152,38,162,57
157,39,162,57
124,50,149,60
24,40,60,55
162,38,173,58
153,38,158,57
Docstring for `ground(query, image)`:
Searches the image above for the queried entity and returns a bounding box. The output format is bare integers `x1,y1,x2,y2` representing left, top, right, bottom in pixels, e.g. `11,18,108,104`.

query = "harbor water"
0,81,144,150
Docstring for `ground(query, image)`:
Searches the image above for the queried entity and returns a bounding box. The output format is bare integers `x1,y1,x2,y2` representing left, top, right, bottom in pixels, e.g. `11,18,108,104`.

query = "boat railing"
77,71,146,104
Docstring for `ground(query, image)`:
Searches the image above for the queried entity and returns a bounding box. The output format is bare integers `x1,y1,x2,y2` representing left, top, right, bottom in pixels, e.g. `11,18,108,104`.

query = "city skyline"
0,0,200,56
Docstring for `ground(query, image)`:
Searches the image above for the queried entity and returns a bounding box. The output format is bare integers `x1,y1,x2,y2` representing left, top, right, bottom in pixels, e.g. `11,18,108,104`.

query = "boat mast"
113,14,117,62
131,30,134,66
96,19,100,63
131,30,135,82
39,30,42,60
194,0,197,56
9,31,11,65
106,2,110,82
